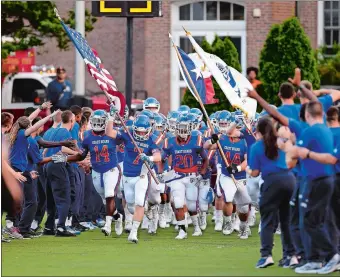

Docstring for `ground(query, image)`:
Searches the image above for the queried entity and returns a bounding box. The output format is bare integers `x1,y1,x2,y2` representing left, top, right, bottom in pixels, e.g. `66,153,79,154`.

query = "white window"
171,0,246,110
318,0,340,52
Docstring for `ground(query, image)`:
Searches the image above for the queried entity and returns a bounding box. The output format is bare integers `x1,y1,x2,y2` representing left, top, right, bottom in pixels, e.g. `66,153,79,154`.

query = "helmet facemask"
90,115,107,132
133,125,151,141
176,121,191,140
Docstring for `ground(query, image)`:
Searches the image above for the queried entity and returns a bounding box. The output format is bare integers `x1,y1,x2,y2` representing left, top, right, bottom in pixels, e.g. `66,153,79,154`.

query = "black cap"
56,66,66,73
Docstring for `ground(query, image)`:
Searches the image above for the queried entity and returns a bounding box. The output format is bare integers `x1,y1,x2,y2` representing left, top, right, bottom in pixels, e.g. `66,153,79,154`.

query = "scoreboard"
92,1,162,17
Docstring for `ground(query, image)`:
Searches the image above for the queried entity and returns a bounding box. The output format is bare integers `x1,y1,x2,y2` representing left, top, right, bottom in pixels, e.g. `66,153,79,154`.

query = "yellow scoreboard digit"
92,1,162,17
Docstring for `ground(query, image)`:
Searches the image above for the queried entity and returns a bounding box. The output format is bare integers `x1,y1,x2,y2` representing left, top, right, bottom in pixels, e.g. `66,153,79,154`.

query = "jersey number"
225,152,241,165
94,145,110,163
174,154,194,168
133,147,144,165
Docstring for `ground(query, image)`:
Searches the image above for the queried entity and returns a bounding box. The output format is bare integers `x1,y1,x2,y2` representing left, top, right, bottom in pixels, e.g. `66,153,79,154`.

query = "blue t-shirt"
330,127,340,173
297,123,334,180
319,95,333,113
82,130,119,173
44,127,72,158
27,136,43,172
249,140,288,179
46,79,72,108
241,128,256,157
117,127,160,177
278,104,301,122
9,129,29,172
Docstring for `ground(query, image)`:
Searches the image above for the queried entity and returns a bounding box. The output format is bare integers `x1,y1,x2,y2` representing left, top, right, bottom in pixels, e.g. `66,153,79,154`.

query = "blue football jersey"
82,130,119,173
116,127,160,177
163,132,204,174
218,135,247,180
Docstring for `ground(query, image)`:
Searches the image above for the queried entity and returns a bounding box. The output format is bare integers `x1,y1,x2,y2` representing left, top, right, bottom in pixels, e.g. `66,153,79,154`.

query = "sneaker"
256,256,274,268
80,222,94,230
96,218,106,228
2,235,11,243
175,229,187,240
295,262,322,274
66,226,81,235
43,228,56,236
89,222,98,229
214,218,223,232
192,226,202,237
317,254,340,274
101,225,111,236
199,213,207,231
127,230,138,243
283,256,299,269
278,258,286,267
222,221,233,235
55,227,77,237
73,224,88,232
3,227,23,239
275,224,281,235
114,215,123,236
293,257,307,269
125,221,132,233
20,232,34,239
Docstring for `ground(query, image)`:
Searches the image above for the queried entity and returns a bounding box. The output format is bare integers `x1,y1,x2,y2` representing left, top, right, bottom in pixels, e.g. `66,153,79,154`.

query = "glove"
211,134,219,144
227,164,240,175
109,104,119,117
51,153,67,163
139,153,151,163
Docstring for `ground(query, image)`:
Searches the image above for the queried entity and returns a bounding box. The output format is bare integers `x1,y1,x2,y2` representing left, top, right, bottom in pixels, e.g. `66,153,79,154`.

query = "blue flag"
175,47,207,104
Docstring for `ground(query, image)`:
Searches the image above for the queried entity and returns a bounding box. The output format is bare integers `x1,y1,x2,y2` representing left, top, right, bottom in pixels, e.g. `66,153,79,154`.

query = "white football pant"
92,167,120,204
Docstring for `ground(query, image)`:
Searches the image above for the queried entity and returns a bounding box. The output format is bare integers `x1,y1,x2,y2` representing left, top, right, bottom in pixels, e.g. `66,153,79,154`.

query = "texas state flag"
175,47,217,104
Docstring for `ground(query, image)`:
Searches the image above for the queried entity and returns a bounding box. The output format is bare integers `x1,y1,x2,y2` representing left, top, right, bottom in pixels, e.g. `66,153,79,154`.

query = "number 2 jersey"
82,130,119,173
116,127,161,177
218,134,247,180
163,131,205,174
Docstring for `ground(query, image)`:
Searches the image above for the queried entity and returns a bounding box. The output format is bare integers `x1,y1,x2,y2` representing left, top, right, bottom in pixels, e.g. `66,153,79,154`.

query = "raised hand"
288,68,301,87
41,101,53,110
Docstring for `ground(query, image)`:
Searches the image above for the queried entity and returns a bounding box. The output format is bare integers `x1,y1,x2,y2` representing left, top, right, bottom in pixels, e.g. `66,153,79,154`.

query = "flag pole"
169,34,238,187
102,90,160,185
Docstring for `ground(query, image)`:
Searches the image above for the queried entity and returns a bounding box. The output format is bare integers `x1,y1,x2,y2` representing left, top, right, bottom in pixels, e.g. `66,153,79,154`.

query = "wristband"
39,105,44,110
149,156,155,162
237,165,242,172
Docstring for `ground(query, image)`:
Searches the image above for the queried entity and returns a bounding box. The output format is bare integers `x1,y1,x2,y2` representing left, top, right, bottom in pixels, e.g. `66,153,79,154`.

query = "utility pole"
75,1,85,96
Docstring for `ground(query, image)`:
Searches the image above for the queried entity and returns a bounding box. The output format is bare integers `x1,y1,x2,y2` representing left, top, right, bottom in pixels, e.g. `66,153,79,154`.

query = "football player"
163,114,208,239
53,110,124,237
143,97,160,113
105,107,162,243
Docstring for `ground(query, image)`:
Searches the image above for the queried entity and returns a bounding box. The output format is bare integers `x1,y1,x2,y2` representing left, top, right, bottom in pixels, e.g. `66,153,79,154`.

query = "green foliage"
1,1,97,59
259,17,320,105
181,35,242,115
315,44,340,86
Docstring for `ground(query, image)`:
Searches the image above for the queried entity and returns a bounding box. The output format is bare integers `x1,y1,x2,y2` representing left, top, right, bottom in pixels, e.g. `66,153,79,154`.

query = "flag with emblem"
58,17,126,116
175,46,215,104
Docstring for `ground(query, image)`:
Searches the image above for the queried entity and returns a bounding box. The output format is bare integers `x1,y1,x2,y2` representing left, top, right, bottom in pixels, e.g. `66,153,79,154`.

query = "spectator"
247,67,262,89
46,67,72,111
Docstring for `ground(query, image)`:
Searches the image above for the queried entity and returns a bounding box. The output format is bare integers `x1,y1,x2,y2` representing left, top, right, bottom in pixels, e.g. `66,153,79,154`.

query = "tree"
316,44,340,86
259,17,320,105
181,35,242,115
1,1,97,59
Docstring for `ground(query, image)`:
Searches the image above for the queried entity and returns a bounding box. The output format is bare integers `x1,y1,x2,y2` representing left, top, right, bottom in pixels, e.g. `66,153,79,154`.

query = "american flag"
59,19,126,116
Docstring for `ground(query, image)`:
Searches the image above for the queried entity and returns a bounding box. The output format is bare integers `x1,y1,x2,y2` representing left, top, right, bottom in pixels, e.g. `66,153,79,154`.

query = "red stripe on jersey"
155,133,164,145
208,149,216,160
174,165,198,174
197,135,203,147
164,138,168,149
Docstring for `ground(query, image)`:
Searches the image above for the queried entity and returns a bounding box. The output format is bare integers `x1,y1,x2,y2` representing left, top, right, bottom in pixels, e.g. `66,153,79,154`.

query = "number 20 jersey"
82,130,119,173
163,131,204,174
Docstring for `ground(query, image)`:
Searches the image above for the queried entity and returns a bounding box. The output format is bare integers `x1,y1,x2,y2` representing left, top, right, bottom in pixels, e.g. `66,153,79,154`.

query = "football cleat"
192,226,202,237
222,221,233,235
175,229,188,240
239,226,249,240
125,221,132,233
141,215,149,230
214,218,223,232
115,215,123,236
232,215,240,232
199,212,207,231
158,213,167,229
128,231,138,244
101,225,111,237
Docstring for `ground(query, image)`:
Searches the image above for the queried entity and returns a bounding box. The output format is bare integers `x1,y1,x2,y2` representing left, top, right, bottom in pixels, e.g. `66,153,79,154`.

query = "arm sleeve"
288,119,302,137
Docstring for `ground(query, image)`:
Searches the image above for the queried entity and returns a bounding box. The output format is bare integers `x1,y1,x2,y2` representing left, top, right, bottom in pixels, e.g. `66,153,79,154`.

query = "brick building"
36,0,340,114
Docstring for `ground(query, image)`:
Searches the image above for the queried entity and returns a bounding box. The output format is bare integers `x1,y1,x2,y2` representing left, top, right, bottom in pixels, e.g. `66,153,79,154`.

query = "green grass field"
4,217,336,276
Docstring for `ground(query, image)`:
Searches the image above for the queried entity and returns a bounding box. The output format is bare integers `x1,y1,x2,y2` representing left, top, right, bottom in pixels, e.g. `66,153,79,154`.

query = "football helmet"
132,115,152,141
143,97,160,113
190,108,203,122
139,109,155,126
167,111,181,134
188,112,200,130
177,105,190,114
176,114,192,140
154,113,167,132
90,110,108,132
217,110,232,133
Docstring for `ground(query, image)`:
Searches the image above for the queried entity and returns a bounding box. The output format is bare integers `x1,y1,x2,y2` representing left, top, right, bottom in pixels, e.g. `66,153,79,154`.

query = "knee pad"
237,204,249,214
127,203,135,214
186,200,197,213
173,195,184,209
199,201,209,213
